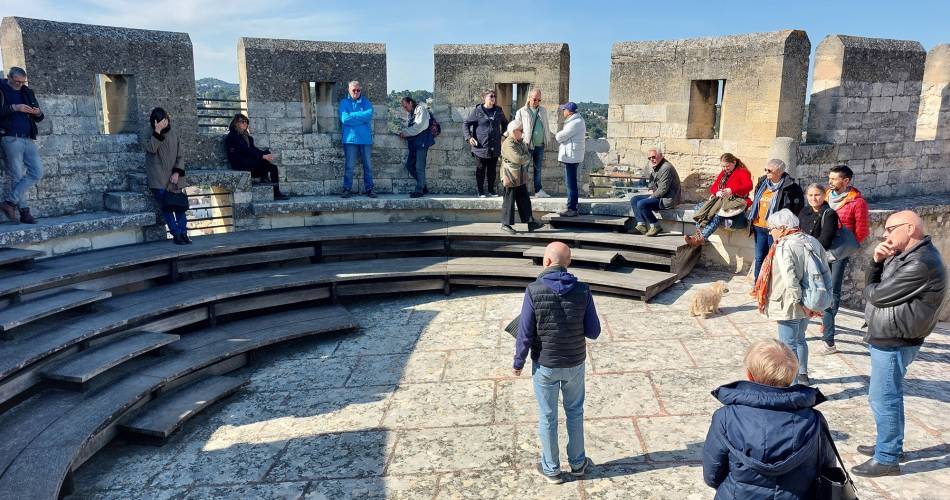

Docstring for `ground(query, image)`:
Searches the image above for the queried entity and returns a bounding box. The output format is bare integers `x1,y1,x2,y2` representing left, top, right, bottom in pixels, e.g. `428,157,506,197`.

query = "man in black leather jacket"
853,210,947,478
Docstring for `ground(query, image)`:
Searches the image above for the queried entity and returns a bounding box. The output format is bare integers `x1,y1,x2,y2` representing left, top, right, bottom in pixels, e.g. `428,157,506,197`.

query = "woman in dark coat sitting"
225,114,289,200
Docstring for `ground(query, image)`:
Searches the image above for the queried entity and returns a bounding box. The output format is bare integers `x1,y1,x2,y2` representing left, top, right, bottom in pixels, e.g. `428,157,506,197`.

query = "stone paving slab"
67,270,950,499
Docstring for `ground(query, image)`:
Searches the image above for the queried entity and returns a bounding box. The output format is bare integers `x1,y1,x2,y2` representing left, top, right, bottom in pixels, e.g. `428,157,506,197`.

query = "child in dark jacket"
703,340,836,499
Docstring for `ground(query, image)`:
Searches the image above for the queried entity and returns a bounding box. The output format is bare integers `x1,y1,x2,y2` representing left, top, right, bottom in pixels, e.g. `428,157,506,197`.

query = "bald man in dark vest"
512,242,601,484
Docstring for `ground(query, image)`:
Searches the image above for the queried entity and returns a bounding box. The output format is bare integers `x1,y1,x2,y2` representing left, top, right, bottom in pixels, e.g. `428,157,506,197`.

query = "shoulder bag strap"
817,411,857,487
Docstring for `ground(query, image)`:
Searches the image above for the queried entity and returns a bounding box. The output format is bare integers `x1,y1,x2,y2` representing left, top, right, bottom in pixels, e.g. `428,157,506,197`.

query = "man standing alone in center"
513,242,601,484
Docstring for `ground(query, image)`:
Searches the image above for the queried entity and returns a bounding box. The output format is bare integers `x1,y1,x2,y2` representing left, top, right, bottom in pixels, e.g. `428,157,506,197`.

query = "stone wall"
432,43,589,195
0,17,197,217
607,31,811,201
797,35,950,200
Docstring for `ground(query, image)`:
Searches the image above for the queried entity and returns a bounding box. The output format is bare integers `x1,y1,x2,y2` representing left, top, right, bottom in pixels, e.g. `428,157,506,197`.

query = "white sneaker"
535,190,551,198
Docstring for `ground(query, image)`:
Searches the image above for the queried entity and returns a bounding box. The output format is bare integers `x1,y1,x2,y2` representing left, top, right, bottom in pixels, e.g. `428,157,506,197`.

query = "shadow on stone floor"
819,375,950,404
569,442,706,481
897,443,950,475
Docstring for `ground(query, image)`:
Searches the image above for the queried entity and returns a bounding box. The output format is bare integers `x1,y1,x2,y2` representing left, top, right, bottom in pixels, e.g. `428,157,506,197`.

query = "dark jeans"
233,159,279,184
405,146,428,193
630,194,661,224
531,147,544,193
822,257,850,345
150,188,188,236
752,225,774,281
475,156,498,195
502,184,533,225
563,162,579,210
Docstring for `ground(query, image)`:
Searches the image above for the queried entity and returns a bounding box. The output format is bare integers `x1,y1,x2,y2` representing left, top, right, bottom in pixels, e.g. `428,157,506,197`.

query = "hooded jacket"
513,266,600,370
703,381,836,500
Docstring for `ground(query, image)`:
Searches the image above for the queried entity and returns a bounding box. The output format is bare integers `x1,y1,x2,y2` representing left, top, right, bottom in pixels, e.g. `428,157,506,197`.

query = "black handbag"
161,183,189,212
504,315,520,337
814,414,859,500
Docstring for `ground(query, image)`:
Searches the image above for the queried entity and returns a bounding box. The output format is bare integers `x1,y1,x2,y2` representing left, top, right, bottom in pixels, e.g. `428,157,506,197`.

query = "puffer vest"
527,270,590,368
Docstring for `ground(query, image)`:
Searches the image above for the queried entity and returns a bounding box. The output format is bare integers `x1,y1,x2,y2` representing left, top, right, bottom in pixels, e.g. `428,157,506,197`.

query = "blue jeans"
1,136,44,209
630,194,661,225
692,201,721,239
563,162,579,210
532,362,587,476
343,143,374,192
531,147,544,193
821,257,849,346
869,344,920,465
752,225,774,281
150,189,188,236
777,317,809,375
405,146,428,193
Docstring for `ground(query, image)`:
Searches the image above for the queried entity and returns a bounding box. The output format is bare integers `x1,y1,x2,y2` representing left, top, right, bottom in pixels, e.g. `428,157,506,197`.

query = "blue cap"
558,101,577,112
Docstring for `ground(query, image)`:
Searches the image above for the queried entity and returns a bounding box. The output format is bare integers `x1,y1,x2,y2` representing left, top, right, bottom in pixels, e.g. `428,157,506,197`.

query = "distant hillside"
196,78,239,100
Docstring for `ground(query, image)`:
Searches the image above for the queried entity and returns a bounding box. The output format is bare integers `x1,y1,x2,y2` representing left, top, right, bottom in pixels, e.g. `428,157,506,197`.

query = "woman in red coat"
686,153,753,246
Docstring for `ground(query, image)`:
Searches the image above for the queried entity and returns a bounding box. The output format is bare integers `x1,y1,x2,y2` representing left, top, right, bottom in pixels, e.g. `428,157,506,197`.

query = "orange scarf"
753,229,799,312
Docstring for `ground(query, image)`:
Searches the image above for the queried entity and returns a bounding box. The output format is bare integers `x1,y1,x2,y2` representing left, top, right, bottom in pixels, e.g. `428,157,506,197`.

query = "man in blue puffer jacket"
703,339,836,499
338,80,376,198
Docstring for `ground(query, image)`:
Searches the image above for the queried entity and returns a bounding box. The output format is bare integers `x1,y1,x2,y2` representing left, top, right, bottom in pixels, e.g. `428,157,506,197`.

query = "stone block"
891,95,911,112
265,118,304,134
869,96,892,113
103,191,153,213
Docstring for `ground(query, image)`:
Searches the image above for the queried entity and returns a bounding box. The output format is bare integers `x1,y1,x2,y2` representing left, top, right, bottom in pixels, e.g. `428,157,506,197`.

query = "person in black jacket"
854,210,947,477
0,67,45,224
225,114,289,200
464,89,508,197
747,159,805,281
704,339,836,499
798,183,838,250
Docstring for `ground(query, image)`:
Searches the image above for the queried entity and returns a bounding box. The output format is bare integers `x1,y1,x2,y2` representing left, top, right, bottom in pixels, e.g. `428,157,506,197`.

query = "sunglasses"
487,95,496,99
351,88,362,92
647,156,657,160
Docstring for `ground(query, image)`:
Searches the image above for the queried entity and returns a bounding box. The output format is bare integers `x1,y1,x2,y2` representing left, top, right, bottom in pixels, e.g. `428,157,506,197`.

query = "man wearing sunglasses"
629,147,680,236
0,67,45,224
338,80,376,198
853,210,946,478
513,88,551,198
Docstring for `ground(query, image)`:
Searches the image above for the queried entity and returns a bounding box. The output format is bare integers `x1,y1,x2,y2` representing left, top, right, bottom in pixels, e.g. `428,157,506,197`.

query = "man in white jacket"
555,102,586,217
514,89,551,198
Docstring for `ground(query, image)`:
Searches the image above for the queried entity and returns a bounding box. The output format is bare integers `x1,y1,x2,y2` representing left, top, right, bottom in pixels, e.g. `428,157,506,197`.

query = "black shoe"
1,201,18,222
527,220,544,232
274,191,290,201
857,445,906,462
423,185,429,194
488,191,498,197
18,208,36,224
366,190,378,198
500,224,516,234
570,457,593,477
851,457,900,477
172,233,186,245
341,190,352,199
409,191,423,198
180,233,193,244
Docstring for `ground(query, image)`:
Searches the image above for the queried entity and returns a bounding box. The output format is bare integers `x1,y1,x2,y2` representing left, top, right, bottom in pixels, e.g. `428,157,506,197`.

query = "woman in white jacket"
554,102,586,217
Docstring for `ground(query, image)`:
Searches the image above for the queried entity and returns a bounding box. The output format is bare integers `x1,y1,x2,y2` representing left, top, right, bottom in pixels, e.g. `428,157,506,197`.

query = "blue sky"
1,0,947,102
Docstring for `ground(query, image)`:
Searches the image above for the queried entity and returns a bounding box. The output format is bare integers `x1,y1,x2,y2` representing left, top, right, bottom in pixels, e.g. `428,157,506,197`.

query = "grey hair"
7,67,26,78
347,80,361,88
766,208,800,229
647,146,663,156
527,88,542,97
506,119,524,135
767,158,787,172
805,183,825,194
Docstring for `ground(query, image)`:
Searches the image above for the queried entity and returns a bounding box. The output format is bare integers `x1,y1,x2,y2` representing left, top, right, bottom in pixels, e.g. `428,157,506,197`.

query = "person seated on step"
703,339,836,499
629,147,680,237
499,119,544,234
225,113,289,200
686,153,752,247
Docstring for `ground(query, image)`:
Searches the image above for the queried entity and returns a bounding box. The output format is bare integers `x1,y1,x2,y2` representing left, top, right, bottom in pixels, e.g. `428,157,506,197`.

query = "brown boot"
18,208,36,224
0,201,17,222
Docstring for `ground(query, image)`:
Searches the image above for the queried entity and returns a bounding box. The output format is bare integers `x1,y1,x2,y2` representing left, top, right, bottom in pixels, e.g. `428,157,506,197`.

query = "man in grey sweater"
630,147,681,236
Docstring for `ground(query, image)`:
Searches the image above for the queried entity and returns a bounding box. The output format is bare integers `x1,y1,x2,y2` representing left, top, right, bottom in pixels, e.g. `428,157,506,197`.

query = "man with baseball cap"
554,102,586,217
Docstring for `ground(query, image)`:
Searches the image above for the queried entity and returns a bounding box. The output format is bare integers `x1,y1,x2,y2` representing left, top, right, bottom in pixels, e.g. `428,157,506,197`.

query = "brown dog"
690,280,729,318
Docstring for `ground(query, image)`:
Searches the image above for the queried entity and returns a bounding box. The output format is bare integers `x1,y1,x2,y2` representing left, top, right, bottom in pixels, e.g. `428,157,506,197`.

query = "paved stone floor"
69,270,949,499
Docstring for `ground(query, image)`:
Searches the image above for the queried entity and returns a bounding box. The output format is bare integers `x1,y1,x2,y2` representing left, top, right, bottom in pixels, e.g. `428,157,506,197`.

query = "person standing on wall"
398,96,434,198
554,101,586,217
144,107,190,245
464,89,508,197
338,80,376,199
747,159,805,281
0,67,45,224
514,88,551,198
820,165,870,354
225,114,289,200
629,147,681,236
853,210,946,477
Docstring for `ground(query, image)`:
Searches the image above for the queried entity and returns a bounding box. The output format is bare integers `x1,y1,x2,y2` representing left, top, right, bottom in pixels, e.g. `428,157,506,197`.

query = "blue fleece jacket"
513,269,600,370
339,96,374,145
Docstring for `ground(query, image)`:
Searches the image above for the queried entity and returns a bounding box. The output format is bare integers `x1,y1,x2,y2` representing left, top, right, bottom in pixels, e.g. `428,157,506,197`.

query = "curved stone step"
43,331,180,385
0,288,111,335
0,248,42,270
121,375,247,440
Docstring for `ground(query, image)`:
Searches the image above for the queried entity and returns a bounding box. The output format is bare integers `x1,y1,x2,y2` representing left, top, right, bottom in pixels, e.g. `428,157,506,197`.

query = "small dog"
690,280,729,318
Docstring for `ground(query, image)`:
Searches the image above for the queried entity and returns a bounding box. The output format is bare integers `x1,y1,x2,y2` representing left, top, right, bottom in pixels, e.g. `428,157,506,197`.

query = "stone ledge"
0,211,156,247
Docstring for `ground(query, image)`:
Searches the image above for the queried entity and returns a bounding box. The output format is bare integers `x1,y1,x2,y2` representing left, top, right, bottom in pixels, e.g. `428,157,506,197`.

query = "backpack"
429,115,441,138
798,237,834,311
